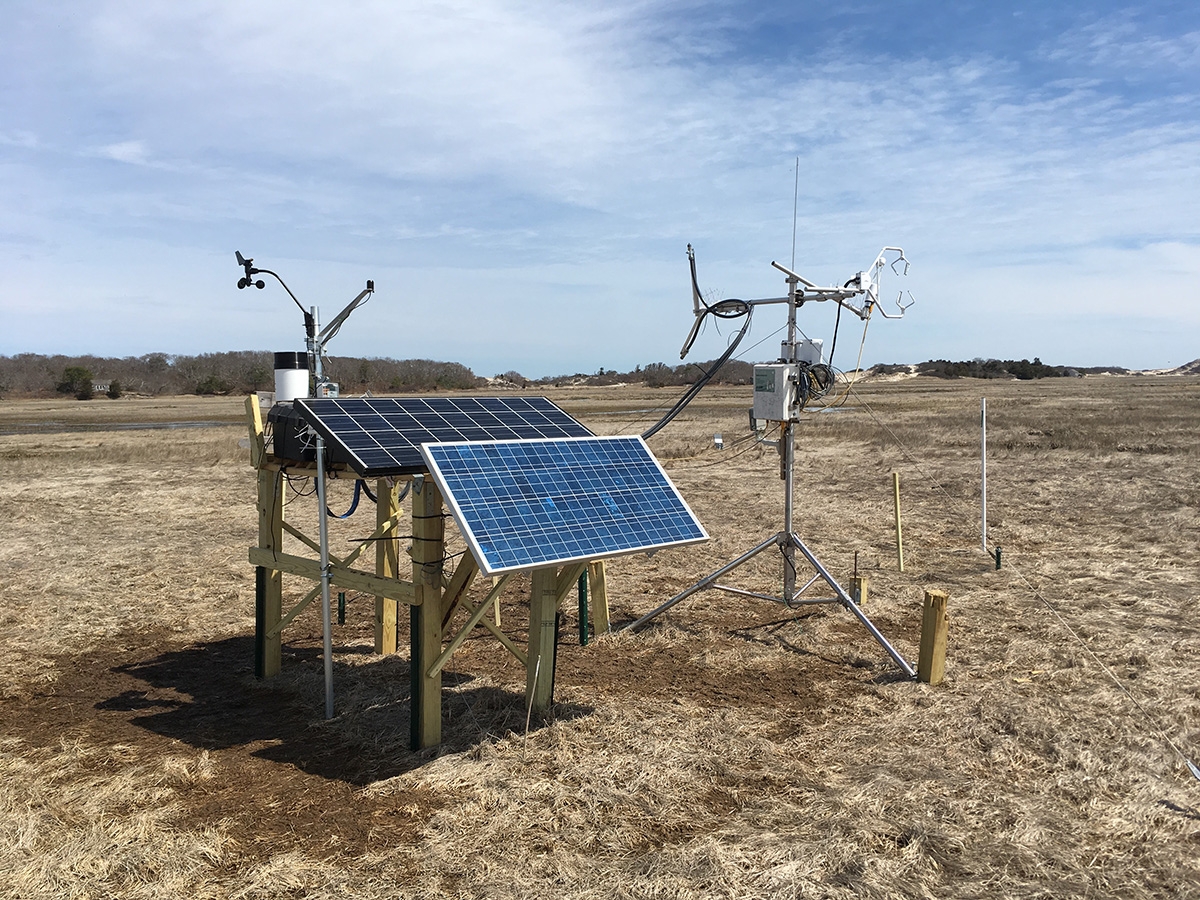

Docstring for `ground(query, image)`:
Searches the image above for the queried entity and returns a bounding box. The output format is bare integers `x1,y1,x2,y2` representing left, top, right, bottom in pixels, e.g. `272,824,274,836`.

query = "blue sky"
2,1,1197,376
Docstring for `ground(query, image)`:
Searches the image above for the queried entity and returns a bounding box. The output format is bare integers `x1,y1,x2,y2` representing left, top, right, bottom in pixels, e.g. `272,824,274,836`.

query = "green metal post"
578,570,589,646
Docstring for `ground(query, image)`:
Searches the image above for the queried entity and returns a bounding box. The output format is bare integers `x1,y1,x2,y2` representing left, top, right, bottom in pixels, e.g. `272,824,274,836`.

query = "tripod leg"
790,535,916,678
624,534,780,632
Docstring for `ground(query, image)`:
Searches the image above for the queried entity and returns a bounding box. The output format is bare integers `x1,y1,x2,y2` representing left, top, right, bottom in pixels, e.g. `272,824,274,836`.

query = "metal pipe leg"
789,534,916,678
624,534,780,632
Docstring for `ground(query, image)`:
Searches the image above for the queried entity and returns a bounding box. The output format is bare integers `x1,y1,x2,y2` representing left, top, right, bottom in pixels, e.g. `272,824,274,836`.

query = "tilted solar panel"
293,396,593,477
421,435,708,576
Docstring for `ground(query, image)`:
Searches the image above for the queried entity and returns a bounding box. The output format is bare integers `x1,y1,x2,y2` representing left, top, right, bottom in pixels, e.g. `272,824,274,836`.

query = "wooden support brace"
554,562,588,607
918,589,949,685
375,478,401,654
410,476,445,750
492,576,502,628
588,560,610,635
441,554,480,628
282,520,344,568
266,583,322,639
427,573,513,677
248,547,417,604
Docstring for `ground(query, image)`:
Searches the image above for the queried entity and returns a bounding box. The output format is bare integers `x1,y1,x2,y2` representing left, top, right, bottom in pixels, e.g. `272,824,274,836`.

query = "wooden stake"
918,589,949,685
410,477,444,750
849,574,868,606
892,471,905,573
375,478,401,654
254,468,284,678
527,567,560,716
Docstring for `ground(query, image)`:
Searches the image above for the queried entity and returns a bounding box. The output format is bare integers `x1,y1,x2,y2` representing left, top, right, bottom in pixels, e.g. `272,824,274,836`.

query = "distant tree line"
0,351,482,399
0,351,1132,399
871,359,1130,380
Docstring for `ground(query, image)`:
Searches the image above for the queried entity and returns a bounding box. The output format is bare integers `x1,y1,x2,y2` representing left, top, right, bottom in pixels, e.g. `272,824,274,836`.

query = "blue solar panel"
293,396,592,477
421,436,708,575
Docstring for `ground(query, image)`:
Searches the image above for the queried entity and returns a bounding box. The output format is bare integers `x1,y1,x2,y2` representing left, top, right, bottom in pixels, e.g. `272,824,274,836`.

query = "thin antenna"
790,157,799,270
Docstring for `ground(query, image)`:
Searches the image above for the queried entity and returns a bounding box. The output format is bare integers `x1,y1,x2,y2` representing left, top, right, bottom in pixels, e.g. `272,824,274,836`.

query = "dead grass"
1,377,1198,898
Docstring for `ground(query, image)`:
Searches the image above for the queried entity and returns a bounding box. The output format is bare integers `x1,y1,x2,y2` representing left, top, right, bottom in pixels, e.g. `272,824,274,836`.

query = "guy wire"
848,385,1199,783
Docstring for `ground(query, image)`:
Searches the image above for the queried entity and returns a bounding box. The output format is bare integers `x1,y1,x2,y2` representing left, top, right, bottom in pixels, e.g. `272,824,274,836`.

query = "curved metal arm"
872,290,915,319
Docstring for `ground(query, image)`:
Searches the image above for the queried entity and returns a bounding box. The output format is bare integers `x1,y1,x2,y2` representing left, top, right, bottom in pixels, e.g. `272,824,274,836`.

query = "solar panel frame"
421,435,709,576
292,396,593,477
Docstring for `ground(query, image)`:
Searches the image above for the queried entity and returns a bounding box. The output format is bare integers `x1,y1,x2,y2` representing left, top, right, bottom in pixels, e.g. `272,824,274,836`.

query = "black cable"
641,300,752,440
828,301,842,369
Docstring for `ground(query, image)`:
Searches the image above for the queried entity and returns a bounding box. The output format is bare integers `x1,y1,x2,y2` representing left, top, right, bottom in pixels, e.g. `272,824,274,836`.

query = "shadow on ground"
103,635,592,784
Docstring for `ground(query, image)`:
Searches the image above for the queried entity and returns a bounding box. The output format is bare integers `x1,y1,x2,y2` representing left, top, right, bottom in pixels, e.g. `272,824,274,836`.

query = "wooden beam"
526,567,560,716
441,554,480,628
282,520,344,568
245,394,265,469
918,589,949,685
410,476,445,750
588,560,610,635
375,478,401,655
265,584,321,638
427,574,513,677
248,547,417,604
254,468,285,678
554,561,588,607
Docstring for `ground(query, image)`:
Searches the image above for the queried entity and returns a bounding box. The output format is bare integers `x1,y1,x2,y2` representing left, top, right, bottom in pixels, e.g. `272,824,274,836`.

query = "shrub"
195,375,232,395
57,365,93,395
106,380,122,399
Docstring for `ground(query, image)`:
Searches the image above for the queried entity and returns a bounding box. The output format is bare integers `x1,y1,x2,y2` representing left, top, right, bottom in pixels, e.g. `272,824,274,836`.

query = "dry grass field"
1,376,1198,898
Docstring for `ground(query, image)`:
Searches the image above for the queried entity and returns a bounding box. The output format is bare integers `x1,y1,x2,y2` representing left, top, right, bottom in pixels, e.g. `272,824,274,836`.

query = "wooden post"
491,576,502,628
588,560,610,635
410,476,444,750
892,471,905,573
254,468,285,678
918,589,949,685
527,567,560,716
375,478,401,654
849,574,868,606
245,394,266,468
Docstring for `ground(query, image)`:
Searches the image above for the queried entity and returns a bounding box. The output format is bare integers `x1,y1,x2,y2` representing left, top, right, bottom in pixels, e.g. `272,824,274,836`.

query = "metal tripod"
625,259,916,678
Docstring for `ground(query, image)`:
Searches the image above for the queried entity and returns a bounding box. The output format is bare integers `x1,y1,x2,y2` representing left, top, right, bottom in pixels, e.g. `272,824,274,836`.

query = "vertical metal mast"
309,304,335,720
626,246,917,678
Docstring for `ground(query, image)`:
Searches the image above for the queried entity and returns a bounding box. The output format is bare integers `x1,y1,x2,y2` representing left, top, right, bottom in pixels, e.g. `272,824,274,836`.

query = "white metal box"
753,364,796,421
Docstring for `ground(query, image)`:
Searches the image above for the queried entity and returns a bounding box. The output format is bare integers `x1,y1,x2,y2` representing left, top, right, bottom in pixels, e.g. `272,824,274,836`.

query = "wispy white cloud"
1046,12,1200,72
1,1,1198,371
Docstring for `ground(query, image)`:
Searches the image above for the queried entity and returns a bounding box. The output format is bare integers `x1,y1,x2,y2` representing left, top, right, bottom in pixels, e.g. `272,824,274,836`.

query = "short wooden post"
410,476,444,750
892,471,905,573
254,468,285,678
849,574,868,606
491,576,502,628
918,589,949,685
588,560,610,635
527,567,559,715
375,478,401,654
